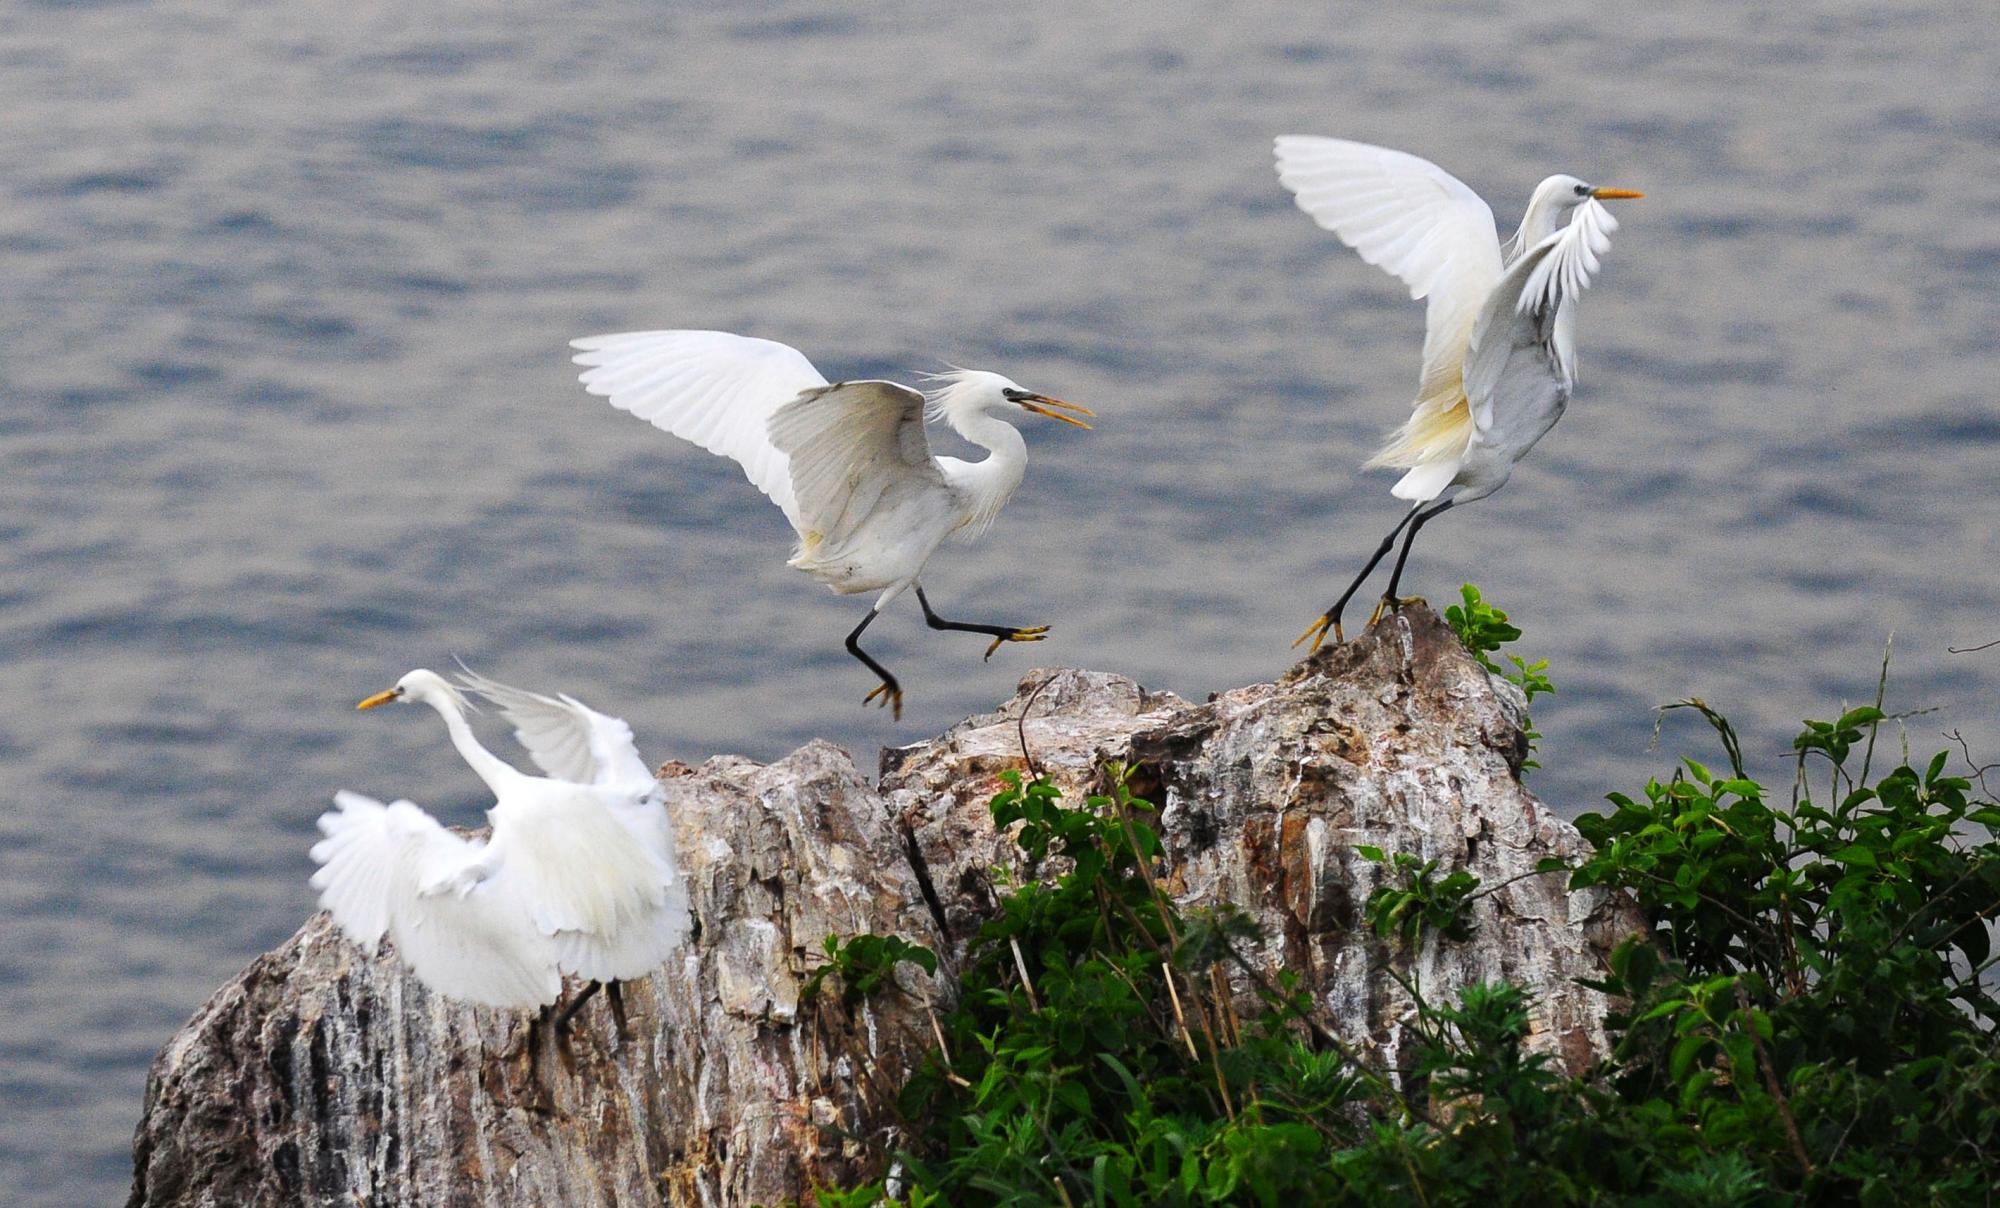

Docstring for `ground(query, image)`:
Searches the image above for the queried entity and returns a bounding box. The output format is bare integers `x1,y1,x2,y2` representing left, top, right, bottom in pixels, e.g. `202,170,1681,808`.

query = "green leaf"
1670,1032,1711,1082
1836,706,1887,731
1637,998,1691,1024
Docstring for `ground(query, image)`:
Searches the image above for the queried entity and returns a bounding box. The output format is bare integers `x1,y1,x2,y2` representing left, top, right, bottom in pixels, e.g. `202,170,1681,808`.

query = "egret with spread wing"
309,669,687,1026
452,665,689,1030
1273,136,1642,650
572,330,1092,719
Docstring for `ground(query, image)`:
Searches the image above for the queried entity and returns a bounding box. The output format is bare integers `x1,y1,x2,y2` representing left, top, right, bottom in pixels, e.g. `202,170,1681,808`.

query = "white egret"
453,664,690,1029
572,330,1093,719
1273,137,1642,650
309,669,687,1026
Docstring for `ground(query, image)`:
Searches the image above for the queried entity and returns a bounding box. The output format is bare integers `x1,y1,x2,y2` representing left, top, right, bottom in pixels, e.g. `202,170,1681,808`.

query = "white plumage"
573,330,1092,717
452,666,690,983
1274,136,1641,649
310,790,560,1010
308,669,688,1010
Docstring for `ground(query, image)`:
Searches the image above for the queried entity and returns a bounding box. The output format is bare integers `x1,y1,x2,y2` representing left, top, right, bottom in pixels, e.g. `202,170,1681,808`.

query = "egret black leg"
1294,504,1423,654
519,1002,553,1064
915,586,1049,661
1379,499,1455,607
556,980,603,1034
520,1002,556,1110
847,609,903,720
607,981,627,1043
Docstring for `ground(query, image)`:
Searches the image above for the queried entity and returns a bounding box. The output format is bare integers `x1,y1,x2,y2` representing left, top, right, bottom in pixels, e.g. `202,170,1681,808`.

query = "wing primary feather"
1273,136,1507,422
570,329,830,528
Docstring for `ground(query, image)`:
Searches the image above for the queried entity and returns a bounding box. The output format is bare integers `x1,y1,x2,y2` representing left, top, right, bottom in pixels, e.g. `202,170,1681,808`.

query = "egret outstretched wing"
454,665,654,793
1464,199,1620,434
309,791,561,1010
487,784,670,934
451,668,687,980
1274,137,1505,409
1510,198,1618,387
571,330,824,527
767,380,943,553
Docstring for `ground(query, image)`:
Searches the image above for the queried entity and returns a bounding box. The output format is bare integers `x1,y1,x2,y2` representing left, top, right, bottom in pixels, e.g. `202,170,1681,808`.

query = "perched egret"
453,665,690,1028
572,330,1093,719
1273,137,1642,650
309,669,687,1024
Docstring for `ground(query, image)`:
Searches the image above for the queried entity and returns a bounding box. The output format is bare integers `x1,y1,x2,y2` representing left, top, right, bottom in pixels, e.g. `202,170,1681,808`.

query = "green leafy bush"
1566,696,2000,1202
808,610,2000,1207
802,932,939,1006
1445,583,1553,765
1356,846,1479,945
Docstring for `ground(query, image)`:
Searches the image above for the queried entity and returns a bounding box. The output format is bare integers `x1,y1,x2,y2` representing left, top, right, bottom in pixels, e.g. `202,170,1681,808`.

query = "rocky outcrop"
886,606,1639,1079
127,747,949,1208
129,606,1642,1207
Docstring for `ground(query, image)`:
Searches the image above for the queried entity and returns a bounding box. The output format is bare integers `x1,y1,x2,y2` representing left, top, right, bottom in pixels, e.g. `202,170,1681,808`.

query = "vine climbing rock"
129,605,1643,1207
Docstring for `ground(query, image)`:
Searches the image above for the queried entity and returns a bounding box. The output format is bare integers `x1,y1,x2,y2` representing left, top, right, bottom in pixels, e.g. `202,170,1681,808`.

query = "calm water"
4,2,1997,1200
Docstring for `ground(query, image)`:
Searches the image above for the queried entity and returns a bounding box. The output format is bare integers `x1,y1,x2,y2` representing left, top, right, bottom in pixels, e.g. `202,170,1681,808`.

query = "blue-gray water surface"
4,2,1998,1201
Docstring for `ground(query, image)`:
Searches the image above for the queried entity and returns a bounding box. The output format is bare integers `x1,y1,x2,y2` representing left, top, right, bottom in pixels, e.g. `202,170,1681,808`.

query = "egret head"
358,668,473,713
1536,174,1645,212
922,369,1093,430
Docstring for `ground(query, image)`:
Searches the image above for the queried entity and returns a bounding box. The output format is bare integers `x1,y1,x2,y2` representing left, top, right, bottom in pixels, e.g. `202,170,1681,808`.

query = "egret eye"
1573,184,1589,197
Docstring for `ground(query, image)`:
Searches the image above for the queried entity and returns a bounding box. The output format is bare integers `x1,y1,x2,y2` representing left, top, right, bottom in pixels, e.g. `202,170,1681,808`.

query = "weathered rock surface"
130,607,1643,1207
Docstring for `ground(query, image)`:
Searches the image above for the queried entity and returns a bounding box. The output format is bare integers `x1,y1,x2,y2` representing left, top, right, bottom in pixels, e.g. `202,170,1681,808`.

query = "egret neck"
420,685,524,797
939,406,1028,536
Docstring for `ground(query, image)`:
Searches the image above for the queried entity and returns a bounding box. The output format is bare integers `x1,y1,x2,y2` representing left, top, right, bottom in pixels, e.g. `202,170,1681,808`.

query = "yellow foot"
983,625,1050,661
863,681,904,721
1367,594,1428,627
1292,612,1345,655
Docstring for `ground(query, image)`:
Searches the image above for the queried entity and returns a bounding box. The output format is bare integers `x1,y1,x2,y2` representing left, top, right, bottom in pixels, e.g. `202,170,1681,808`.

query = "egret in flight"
310,669,687,1027
1273,137,1642,651
573,330,1093,719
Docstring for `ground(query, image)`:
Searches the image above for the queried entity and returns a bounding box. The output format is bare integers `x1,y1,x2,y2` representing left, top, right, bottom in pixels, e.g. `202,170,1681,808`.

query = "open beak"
1015,393,1095,430
1590,187,1645,201
356,688,401,710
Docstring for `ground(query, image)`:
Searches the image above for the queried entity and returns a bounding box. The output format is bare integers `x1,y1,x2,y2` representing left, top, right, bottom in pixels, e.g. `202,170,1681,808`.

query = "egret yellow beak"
357,688,400,710
1590,187,1645,201
1015,394,1095,429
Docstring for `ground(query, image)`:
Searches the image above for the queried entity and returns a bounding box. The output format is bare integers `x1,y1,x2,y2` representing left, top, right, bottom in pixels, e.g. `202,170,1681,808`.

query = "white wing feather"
1274,137,1506,409
766,380,943,552
486,784,686,982
486,788,666,934
571,330,825,529
309,791,562,1010
450,669,689,978
1512,199,1618,388
552,784,688,981
1462,202,1618,438
453,666,654,792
